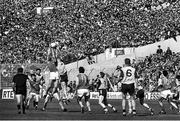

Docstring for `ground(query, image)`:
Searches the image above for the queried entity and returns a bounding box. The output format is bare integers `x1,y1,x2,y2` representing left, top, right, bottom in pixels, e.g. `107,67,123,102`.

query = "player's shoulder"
77,73,87,77
122,66,135,70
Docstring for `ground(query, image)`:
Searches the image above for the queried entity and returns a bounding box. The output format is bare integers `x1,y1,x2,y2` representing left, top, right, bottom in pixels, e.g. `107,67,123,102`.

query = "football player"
120,58,138,116
157,70,178,114
135,81,154,115
42,83,67,112
97,72,117,114
75,67,91,113
26,74,41,110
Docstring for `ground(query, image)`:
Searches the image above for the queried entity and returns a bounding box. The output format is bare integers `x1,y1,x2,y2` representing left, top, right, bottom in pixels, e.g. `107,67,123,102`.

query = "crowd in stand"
1,0,180,64
133,46,180,91
84,45,180,92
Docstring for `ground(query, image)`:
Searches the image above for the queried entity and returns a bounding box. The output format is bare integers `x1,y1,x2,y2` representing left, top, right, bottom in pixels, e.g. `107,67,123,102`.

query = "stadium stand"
1,0,180,64
1,0,180,91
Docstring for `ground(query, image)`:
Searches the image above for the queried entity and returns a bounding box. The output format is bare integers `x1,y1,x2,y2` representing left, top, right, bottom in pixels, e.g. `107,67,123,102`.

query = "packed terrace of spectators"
1,0,180,64
84,46,180,92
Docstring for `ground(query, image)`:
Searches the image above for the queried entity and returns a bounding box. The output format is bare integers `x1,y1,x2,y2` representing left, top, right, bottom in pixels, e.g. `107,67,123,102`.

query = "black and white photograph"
1,0,180,120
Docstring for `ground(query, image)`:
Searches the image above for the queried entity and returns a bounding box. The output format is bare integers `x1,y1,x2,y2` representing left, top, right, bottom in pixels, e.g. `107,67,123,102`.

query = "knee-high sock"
86,101,91,111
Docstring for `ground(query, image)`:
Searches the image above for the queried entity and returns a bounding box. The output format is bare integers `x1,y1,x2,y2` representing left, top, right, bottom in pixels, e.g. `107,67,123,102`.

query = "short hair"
36,68,41,71
31,74,36,77
48,57,52,61
100,72,105,78
17,68,23,73
116,65,122,69
79,67,85,73
125,58,131,65
162,70,168,77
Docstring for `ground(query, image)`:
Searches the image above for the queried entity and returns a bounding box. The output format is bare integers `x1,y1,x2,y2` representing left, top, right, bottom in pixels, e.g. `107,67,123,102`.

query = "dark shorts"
98,89,108,105
121,83,135,96
136,89,145,105
15,90,27,96
60,72,68,84
172,93,179,100
136,89,145,98
99,89,107,97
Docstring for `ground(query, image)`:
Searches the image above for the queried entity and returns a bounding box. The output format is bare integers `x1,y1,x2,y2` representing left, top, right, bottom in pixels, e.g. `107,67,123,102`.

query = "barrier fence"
1,88,160,100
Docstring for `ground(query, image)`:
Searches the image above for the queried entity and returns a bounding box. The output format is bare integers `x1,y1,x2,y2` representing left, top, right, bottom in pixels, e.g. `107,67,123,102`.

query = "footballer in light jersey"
97,72,117,114
26,74,41,110
42,83,67,112
56,59,69,102
157,70,178,114
120,58,138,116
113,66,122,85
75,67,91,113
136,81,154,115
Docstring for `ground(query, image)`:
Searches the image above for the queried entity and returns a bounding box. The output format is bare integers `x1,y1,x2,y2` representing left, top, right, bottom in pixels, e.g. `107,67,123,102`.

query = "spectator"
156,45,163,55
1,0,180,64
86,54,95,65
165,47,172,59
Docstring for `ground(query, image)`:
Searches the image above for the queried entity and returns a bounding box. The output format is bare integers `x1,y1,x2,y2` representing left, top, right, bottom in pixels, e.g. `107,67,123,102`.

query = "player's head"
36,68,41,74
57,57,64,63
50,42,57,48
17,68,23,73
29,70,34,74
100,72,105,78
31,74,36,81
124,58,131,66
162,70,168,77
79,67,85,73
116,65,122,70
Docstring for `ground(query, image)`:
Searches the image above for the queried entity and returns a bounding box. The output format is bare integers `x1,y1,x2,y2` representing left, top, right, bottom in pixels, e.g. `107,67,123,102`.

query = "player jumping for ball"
56,58,69,102
44,57,59,99
45,42,63,100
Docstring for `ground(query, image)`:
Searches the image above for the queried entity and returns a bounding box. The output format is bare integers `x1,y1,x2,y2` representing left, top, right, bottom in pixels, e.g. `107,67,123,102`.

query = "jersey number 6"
126,69,132,77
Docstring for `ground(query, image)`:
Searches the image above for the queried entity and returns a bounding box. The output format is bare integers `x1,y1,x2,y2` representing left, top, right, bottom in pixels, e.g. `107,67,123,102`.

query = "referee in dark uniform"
12,67,28,114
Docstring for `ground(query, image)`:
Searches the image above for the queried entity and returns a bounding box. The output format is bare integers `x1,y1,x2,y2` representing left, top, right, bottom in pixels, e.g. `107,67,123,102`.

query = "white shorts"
28,92,40,101
160,90,174,99
47,92,61,101
77,89,90,98
53,93,61,101
29,92,40,97
49,72,59,80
